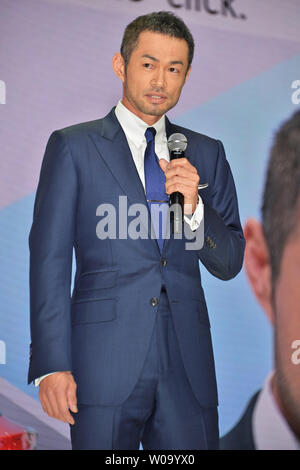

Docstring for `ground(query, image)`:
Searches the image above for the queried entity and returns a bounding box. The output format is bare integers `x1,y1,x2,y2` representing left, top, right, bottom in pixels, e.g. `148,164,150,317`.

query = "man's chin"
140,102,172,117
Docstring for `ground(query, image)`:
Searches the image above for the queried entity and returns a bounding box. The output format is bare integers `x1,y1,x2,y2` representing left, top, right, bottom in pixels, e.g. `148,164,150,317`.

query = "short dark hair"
120,11,194,71
261,110,300,285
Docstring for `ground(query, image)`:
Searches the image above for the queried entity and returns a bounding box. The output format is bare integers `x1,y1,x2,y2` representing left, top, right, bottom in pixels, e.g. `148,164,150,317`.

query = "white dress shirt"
253,371,300,450
35,101,204,386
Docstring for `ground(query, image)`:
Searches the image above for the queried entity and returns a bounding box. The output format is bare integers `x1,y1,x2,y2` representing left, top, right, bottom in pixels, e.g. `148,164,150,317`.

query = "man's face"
273,224,300,436
114,31,191,124
244,218,300,437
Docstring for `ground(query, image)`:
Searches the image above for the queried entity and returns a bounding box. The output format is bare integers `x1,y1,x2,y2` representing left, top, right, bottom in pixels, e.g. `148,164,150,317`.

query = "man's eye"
170,67,179,73
143,63,152,69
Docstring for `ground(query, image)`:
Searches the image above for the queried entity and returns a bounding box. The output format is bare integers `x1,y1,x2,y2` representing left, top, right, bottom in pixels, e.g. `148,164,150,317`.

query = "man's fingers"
161,157,197,172
68,401,78,414
161,158,200,198
56,391,75,424
166,176,197,191
38,372,78,424
58,406,75,425
39,392,54,418
67,385,78,414
165,166,200,182
42,389,61,420
44,392,74,424
165,178,198,198
65,410,75,426
158,158,168,172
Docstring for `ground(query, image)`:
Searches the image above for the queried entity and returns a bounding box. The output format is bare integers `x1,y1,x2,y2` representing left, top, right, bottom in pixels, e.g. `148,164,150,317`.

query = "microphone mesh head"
167,133,187,152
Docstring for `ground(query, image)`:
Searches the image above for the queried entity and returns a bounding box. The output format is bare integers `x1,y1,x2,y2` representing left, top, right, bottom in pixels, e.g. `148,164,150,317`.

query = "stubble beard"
123,80,179,118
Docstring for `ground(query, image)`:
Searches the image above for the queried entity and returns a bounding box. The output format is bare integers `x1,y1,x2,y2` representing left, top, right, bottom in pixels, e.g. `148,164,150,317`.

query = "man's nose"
150,67,166,89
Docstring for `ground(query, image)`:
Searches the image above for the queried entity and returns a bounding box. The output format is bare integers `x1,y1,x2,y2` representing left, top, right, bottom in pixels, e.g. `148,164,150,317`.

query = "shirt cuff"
184,195,204,231
34,373,56,387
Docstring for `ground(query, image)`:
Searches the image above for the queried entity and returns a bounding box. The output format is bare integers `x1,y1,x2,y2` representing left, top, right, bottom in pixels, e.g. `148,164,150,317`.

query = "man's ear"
112,52,125,83
243,218,275,324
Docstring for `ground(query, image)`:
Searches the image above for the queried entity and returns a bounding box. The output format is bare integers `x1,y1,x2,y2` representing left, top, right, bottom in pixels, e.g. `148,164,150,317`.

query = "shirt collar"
115,100,166,148
252,371,300,450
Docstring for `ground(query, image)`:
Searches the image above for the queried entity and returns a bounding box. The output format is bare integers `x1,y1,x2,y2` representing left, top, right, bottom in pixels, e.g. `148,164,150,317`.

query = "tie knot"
145,127,156,144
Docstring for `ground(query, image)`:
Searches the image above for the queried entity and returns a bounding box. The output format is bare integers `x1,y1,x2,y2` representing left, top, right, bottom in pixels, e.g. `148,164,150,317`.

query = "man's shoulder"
51,108,116,142
60,118,103,135
220,391,260,450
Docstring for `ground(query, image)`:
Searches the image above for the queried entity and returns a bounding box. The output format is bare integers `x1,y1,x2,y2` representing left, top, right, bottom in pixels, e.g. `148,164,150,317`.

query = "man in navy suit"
28,11,245,449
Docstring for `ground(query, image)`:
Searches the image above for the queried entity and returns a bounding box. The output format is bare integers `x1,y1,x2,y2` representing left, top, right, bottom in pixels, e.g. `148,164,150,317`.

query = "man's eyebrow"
141,54,184,66
142,54,159,62
170,60,184,66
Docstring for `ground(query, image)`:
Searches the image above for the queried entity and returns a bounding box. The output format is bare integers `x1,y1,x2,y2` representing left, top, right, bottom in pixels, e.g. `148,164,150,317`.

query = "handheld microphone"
167,133,187,235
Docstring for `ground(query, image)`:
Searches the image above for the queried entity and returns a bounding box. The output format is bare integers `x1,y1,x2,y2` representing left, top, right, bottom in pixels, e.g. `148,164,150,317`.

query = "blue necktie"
144,127,169,252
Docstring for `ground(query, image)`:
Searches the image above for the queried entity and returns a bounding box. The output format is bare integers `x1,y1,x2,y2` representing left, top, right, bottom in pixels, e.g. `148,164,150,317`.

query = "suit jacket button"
161,258,167,267
150,297,158,307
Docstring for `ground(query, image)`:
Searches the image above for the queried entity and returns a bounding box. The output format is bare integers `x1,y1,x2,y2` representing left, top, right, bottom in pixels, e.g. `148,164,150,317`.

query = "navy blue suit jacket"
28,107,245,407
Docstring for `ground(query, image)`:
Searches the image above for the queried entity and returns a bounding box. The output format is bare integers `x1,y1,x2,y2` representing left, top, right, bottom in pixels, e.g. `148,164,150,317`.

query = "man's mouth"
145,93,167,104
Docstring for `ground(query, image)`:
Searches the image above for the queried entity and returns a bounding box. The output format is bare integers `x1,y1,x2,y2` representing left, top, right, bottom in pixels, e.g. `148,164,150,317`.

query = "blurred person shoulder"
220,391,260,450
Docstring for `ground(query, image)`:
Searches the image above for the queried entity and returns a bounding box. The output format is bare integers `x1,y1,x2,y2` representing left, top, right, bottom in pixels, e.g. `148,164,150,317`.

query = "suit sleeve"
198,140,245,280
28,130,77,384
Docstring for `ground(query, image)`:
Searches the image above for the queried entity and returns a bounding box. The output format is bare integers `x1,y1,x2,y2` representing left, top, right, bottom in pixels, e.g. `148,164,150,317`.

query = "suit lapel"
88,108,161,256
89,108,148,209
165,115,176,141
